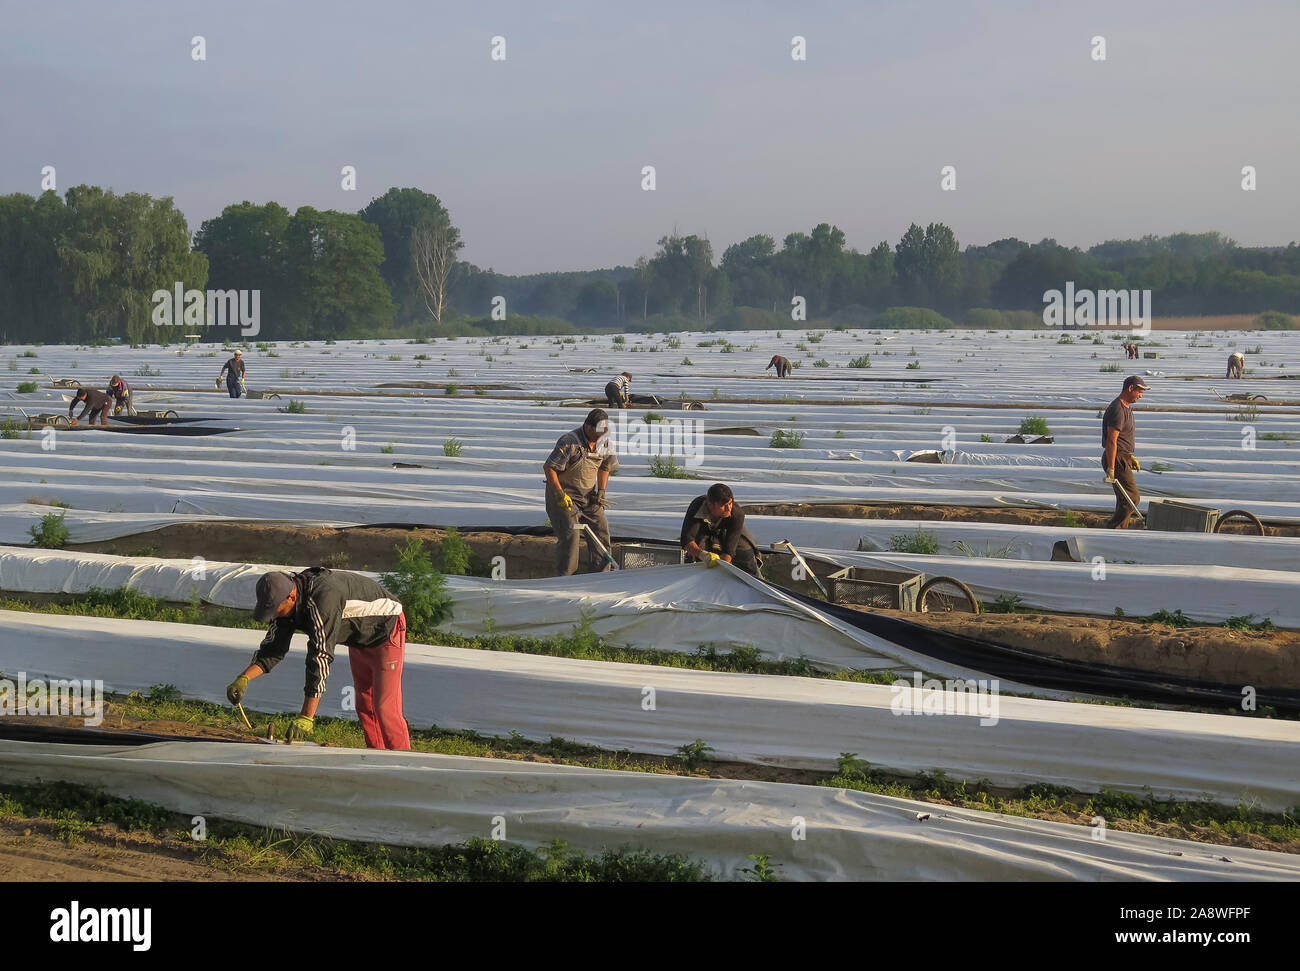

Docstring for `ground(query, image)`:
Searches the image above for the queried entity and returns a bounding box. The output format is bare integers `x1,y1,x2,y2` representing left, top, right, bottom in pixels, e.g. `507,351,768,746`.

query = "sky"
2,0,1297,274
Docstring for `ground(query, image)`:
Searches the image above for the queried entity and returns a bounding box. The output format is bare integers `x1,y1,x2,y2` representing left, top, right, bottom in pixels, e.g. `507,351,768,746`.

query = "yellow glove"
1104,468,1115,484
226,675,249,705
560,493,575,512
1130,457,1140,471
285,714,314,742
703,552,721,568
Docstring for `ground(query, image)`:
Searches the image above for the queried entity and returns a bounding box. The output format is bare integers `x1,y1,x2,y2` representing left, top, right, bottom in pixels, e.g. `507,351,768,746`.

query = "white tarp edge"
1,610,1297,810
0,741,1294,882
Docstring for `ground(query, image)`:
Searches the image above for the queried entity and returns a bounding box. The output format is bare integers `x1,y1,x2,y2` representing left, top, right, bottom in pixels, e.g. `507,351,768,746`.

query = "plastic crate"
1146,499,1220,533
616,542,686,570
826,567,923,610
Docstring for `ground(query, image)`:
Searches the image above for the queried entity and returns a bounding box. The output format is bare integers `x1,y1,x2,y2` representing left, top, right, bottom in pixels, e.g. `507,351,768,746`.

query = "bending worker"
543,408,619,575
226,567,410,749
1101,375,1150,529
1226,352,1245,379
107,375,135,416
67,387,113,426
680,483,764,577
605,371,632,408
766,354,792,378
217,349,246,398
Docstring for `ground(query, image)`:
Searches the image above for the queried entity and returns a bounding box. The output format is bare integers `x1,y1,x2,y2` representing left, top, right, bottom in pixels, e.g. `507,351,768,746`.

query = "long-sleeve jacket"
251,568,404,698
68,388,113,419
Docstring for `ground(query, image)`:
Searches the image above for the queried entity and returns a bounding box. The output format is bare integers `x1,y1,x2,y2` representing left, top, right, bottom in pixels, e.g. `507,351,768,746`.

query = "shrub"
443,438,464,456
1099,363,1122,372
769,429,804,448
135,364,161,377
813,359,830,368
283,400,307,414
888,527,939,554
29,511,70,549
445,384,459,395
1,418,25,439
643,412,664,423
847,355,872,369
1019,415,1051,436
1255,311,1297,330
380,538,452,639
906,361,921,369
441,526,473,576
872,306,956,330
380,444,395,454
19,350,37,358
16,381,38,393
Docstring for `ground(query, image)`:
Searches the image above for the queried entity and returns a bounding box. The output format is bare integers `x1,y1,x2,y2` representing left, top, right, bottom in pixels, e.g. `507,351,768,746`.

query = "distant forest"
2,185,1299,343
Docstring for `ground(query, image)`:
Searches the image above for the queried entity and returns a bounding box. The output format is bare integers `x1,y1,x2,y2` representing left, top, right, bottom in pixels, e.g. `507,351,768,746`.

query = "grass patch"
769,429,804,448
16,381,38,393
847,355,871,368
445,384,459,395
280,400,307,414
649,455,701,479
442,438,464,456
888,526,939,554
1222,614,1277,632
1018,415,1051,436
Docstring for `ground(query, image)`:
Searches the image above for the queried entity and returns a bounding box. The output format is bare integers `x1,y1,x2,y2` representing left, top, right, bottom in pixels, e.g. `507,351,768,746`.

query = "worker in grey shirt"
1101,375,1149,529
543,408,620,575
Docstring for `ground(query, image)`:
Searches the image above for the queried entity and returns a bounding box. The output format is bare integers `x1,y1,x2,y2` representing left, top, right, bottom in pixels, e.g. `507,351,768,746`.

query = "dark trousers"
546,491,613,575
227,379,243,398
1106,455,1140,528
605,382,626,408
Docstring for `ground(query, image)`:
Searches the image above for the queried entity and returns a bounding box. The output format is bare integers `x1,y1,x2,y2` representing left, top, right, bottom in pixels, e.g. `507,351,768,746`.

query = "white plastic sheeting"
2,609,1297,810
0,741,1295,882
0,553,1002,679
803,548,1300,627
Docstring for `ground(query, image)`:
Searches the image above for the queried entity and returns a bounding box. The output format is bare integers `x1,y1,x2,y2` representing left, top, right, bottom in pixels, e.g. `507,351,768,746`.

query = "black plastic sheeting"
779,586,1300,713
111,415,214,425
69,425,239,436
0,722,248,746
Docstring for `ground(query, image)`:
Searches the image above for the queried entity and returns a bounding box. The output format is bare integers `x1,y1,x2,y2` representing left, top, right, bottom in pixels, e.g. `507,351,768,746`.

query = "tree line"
2,184,1299,343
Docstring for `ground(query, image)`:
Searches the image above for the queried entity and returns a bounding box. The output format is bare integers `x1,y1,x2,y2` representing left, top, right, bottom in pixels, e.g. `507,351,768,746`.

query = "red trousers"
348,614,411,750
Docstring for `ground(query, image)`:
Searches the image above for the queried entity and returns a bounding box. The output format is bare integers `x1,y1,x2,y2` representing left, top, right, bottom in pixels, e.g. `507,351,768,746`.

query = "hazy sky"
3,0,1297,274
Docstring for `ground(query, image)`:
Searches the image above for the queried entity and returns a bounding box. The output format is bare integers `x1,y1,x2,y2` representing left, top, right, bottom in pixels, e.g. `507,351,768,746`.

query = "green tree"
286,207,394,338
360,188,455,326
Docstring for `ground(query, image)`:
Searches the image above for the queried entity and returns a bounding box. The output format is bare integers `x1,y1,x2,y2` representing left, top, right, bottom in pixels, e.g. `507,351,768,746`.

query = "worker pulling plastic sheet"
680,483,763,577
67,387,113,426
604,371,632,408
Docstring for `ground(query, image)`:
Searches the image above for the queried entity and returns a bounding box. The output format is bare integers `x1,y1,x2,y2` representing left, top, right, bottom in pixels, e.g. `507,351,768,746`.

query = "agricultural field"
1,326,1299,882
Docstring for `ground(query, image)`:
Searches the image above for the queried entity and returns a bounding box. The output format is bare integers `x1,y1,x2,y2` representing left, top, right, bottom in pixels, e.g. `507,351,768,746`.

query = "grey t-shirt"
545,426,619,497
1102,396,1135,455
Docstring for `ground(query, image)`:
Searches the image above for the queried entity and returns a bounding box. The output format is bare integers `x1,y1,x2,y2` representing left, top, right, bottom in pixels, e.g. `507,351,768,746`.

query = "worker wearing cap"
225,567,410,749
767,355,791,378
67,387,113,426
680,483,764,577
218,350,246,398
1101,376,1150,529
543,408,620,575
106,375,135,416
605,372,632,409
1226,352,1245,379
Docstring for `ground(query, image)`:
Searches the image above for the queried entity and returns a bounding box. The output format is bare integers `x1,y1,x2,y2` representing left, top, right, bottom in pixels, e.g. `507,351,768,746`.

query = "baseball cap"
1123,376,1150,391
253,571,296,623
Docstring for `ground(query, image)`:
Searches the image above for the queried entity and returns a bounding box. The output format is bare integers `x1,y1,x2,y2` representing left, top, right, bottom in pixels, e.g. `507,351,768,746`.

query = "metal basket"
1146,499,1220,533
825,567,923,610
615,542,686,570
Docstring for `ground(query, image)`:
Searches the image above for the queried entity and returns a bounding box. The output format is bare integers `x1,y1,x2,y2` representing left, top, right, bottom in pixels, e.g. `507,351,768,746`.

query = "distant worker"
680,483,764,577
217,349,246,398
1101,376,1150,529
226,567,410,750
1226,352,1245,379
605,371,632,409
67,387,113,426
767,355,792,378
106,375,135,416
543,408,619,576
